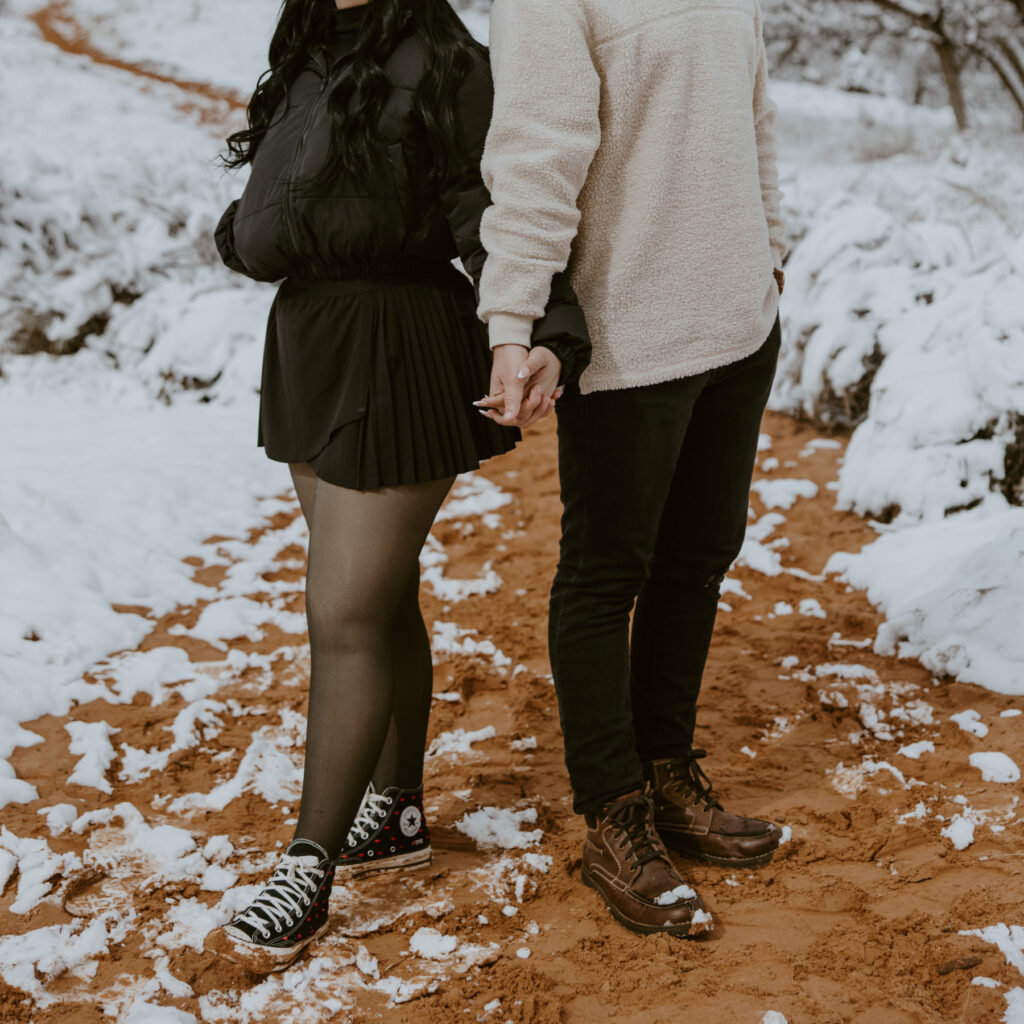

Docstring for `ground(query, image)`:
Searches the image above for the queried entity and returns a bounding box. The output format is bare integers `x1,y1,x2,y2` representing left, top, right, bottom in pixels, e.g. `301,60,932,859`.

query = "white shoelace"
346,790,393,846
234,855,325,939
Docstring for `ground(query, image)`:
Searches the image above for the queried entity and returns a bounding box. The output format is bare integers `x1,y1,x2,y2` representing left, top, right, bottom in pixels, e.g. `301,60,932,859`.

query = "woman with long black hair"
204,0,589,972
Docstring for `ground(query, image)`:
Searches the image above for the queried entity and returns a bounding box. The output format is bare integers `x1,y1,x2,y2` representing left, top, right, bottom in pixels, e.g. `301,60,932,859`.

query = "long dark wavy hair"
224,0,486,192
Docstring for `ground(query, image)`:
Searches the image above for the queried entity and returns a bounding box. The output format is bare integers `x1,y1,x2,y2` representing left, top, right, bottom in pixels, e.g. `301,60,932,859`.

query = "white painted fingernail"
517,367,530,379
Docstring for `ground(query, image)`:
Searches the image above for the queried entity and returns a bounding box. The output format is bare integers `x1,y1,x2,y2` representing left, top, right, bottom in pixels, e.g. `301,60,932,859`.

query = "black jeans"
549,318,781,815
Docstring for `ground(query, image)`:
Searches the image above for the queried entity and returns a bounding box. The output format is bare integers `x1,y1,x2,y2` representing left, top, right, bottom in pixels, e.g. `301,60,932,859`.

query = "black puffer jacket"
215,32,590,384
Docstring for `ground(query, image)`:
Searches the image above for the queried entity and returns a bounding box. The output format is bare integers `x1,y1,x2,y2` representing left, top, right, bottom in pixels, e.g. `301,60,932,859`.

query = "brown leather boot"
581,790,713,937
645,750,781,868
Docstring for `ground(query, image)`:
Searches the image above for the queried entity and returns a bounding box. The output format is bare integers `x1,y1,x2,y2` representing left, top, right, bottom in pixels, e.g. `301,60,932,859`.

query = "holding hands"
475,345,564,429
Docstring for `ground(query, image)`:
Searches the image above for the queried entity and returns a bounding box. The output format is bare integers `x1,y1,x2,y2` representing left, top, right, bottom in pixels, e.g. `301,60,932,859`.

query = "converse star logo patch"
399,805,422,837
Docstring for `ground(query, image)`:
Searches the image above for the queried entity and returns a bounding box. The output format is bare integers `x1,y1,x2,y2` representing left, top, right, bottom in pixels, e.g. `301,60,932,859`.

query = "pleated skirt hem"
258,271,520,492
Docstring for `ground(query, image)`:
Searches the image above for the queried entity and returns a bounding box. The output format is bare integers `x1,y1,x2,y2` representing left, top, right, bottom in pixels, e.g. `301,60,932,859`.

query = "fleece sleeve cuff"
487,312,535,351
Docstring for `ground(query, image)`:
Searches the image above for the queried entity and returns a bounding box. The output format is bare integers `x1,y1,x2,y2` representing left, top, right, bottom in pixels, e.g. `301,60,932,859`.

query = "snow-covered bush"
772,82,1024,694
0,16,269,400
774,114,1024,521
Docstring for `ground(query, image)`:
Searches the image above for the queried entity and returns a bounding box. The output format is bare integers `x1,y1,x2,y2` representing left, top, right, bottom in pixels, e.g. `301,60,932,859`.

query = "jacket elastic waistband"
281,264,468,299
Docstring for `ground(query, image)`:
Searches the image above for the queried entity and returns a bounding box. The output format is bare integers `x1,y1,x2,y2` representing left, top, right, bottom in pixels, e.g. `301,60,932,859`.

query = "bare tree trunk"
934,39,969,129
998,37,1024,106
975,41,1024,127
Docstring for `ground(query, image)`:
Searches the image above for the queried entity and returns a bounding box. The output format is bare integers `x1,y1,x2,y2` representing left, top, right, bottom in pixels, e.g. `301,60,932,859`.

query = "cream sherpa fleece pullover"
478,0,786,394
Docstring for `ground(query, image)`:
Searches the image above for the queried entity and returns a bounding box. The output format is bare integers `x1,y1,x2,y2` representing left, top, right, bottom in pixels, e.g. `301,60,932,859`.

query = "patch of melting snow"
470,853,550,910
456,806,542,850
0,911,132,1007
817,664,934,741
167,596,305,649
831,759,919,798
736,512,788,576
898,740,935,759
721,576,751,602
816,663,880,682
800,439,842,456
970,752,1021,783
951,709,989,738
938,797,1017,849
522,852,552,873
432,622,511,671
799,598,827,618
93,646,196,705
828,633,873,649
653,883,697,906
64,803,243,906
426,726,497,759
434,473,513,530
37,802,78,835
0,827,82,914
1005,987,1024,1024
119,699,228,782
122,999,195,1023
65,720,119,794
941,814,977,851
897,801,929,824
751,478,819,510
759,712,806,743
960,924,1024,979
857,702,895,741
408,927,458,959
165,713,305,813
420,535,503,603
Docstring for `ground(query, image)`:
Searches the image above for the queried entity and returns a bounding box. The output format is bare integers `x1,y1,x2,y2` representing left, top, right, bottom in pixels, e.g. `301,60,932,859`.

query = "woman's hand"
474,345,564,429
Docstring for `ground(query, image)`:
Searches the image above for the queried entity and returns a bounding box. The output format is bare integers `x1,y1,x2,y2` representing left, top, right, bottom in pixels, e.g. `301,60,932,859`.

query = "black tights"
289,462,453,857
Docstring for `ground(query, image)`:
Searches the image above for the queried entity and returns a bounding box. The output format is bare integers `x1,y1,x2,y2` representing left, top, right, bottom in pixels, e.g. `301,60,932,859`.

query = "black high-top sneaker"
334,783,431,878
205,839,334,973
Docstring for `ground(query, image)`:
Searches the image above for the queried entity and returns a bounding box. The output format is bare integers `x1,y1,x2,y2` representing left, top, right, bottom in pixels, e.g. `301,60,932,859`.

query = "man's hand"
475,345,564,429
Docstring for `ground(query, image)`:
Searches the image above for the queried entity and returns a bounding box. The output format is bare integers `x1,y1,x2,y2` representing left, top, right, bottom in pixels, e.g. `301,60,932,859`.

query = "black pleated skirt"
258,265,520,490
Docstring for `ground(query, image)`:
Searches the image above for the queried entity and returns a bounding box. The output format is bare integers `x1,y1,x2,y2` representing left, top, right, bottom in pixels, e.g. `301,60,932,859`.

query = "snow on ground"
826,504,1024,694
0,357,289,808
455,806,543,850
771,80,1024,695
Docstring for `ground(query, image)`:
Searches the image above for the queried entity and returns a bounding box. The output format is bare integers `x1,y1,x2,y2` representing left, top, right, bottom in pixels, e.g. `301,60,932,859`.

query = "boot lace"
234,856,325,939
609,795,665,869
666,750,722,813
346,788,393,847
